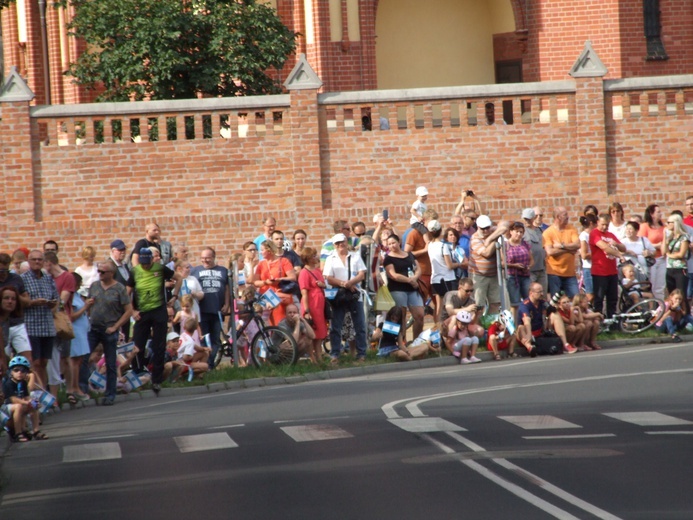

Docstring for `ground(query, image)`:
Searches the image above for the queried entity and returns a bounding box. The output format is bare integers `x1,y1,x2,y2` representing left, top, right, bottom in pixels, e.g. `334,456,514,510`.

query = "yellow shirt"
542,225,579,276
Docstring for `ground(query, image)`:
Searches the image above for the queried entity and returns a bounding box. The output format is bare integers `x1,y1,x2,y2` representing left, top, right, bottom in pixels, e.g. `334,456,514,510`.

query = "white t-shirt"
75,265,100,292
428,241,456,283
177,332,197,359
608,222,627,241
579,230,592,269
410,200,427,225
620,236,655,274
179,275,203,319
323,251,367,301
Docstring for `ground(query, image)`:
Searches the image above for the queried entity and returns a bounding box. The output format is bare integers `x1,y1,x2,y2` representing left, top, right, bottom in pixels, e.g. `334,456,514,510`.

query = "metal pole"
229,258,238,368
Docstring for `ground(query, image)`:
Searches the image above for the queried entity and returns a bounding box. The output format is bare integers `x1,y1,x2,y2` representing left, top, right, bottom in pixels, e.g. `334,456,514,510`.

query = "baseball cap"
138,248,153,263
521,208,536,220
331,233,347,244
426,220,442,232
110,239,126,251
416,186,429,197
476,215,492,229
166,332,180,342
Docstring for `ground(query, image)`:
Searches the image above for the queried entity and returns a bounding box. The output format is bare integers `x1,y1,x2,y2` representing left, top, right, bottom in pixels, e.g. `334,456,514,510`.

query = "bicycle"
214,298,298,366
599,298,665,334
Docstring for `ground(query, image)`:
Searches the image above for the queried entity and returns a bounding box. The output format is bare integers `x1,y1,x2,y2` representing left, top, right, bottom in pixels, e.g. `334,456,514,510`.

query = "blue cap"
110,239,126,251
138,248,153,263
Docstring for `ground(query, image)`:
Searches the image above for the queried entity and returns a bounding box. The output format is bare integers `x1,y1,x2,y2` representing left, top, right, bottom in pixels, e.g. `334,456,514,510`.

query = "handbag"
642,238,656,267
328,255,359,307
53,309,75,340
279,279,300,295
375,284,396,312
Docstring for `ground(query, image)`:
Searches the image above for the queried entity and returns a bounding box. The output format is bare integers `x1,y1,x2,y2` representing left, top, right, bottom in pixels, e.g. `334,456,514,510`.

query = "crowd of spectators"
3,189,693,442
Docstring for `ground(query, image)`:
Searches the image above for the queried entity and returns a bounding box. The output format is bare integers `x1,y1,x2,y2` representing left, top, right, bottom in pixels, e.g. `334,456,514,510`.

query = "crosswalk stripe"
174,433,239,453
388,417,467,433
499,415,582,430
603,412,693,426
63,442,122,463
280,424,353,442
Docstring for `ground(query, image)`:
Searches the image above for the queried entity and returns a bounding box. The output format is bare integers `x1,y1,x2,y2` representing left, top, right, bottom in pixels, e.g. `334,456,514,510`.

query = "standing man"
191,247,230,369
522,208,548,294
533,207,549,232
127,247,181,394
0,253,30,307
543,207,580,298
683,195,693,228
166,244,189,270
253,217,277,250
468,215,508,314
108,239,131,340
272,230,302,274
130,222,162,267
88,261,132,406
20,250,59,386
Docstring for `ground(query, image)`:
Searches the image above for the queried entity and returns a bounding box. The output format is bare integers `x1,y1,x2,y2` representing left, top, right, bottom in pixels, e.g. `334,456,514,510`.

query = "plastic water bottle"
407,268,414,279
258,339,267,359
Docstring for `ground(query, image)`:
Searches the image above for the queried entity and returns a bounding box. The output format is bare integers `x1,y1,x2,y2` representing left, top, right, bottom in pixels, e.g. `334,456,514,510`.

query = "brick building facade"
2,1,692,105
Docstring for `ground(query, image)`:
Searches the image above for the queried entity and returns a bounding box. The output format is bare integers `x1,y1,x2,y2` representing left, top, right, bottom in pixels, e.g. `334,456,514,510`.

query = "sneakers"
461,357,472,365
469,356,482,363
101,397,115,406
564,343,578,354
151,383,161,396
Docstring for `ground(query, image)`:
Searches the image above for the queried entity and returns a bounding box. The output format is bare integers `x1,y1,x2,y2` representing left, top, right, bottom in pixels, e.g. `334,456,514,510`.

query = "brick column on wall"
283,54,324,227
569,41,609,199
0,68,37,234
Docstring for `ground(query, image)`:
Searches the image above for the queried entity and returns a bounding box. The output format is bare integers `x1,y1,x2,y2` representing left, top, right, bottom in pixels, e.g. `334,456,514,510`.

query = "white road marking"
499,415,582,430
523,434,616,440
174,433,238,453
280,424,352,442
603,412,693,426
81,434,137,441
423,433,583,520
208,424,245,430
274,415,351,424
63,442,122,463
645,431,693,435
388,417,467,433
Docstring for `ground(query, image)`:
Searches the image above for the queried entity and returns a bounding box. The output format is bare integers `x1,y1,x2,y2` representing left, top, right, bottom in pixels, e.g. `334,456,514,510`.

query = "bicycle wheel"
250,326,298,366
619,298,665,334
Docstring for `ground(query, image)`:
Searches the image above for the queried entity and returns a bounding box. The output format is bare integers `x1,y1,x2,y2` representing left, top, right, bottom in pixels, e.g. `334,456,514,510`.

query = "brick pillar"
284,55,325,224
0,68,38,231
570,41,609,199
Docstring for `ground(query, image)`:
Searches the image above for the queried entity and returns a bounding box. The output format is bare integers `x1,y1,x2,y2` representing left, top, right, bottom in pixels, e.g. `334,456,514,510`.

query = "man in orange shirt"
543,207,580,298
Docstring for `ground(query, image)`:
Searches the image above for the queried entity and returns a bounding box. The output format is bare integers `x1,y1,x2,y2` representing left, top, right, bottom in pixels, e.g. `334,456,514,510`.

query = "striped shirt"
469,230,497,277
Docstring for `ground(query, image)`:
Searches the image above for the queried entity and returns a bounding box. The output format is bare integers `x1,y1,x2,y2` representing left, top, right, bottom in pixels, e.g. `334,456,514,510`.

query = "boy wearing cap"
127,247,182,395
410,186,429,225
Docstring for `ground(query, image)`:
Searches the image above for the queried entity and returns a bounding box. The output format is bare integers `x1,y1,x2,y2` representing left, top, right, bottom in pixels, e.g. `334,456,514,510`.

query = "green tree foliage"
63,0,297,101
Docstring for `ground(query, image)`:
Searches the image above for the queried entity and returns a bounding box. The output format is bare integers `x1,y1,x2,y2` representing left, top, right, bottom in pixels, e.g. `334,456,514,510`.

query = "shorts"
29,335,54,361
390,290,424,308
5,324,32,358
582,267,594,294
377,345,400,357
431,279,457,298
471,273,500,307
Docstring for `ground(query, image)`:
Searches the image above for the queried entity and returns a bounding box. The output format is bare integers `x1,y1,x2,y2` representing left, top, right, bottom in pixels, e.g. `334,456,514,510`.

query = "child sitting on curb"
1,356,47,442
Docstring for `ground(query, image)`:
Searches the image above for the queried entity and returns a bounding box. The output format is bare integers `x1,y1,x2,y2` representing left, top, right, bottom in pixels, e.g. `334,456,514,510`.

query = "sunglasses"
97,269,112,274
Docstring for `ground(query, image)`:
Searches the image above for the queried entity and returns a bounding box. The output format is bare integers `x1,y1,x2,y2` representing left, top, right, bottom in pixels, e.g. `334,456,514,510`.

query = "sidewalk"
44,334,690,404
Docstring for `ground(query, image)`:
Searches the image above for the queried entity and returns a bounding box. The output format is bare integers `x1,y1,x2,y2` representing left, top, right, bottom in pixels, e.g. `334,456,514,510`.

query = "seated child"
178,317,211,377
447,310,481,364
655,289,693,342
487,317,516,360
372,306,437,361
572,294,603,350
621,264,653,304
162,331,188,382
1,356,47,442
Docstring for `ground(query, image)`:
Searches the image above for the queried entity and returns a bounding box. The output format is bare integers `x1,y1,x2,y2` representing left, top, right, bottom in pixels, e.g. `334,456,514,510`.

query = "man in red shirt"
683,195,693,228
589,214,627,318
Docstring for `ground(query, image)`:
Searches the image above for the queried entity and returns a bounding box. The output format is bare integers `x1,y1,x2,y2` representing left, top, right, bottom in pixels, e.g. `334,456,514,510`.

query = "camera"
466,190,474,197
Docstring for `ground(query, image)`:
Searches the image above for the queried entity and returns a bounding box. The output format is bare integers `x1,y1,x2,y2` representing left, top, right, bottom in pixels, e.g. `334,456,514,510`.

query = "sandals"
510,352,520,359
493,354,502,361
15,432,31,442
32,430,48,440
67,393,78,405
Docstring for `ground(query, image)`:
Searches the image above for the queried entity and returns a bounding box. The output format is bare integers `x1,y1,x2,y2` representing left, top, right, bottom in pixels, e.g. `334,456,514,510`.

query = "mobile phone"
382,209,389,221
466,190,474,197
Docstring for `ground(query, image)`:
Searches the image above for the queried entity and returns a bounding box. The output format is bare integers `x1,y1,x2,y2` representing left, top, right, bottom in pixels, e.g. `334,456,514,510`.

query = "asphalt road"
1,342,692,519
